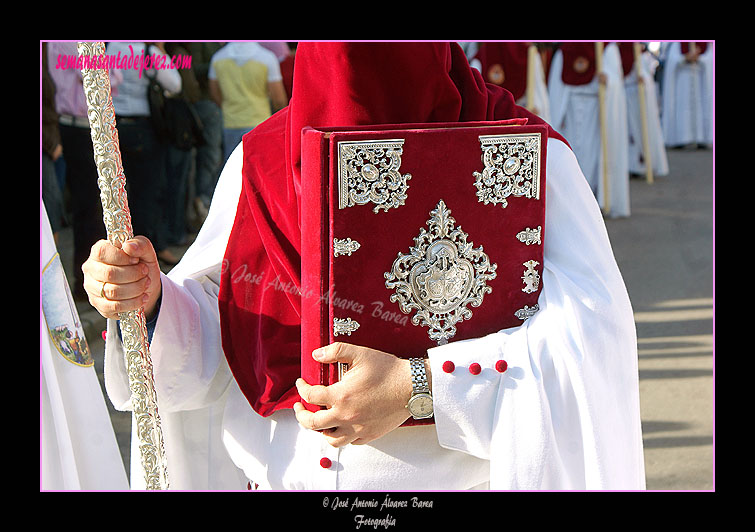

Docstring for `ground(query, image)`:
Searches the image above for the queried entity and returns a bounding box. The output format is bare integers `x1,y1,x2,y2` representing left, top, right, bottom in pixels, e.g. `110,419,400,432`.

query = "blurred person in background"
162,42,202,248
48,41,123,296
189,42,224,226
659,42,712,149
208,42,288,163
106,41,182,266
42,42,65,245
548,42,630,218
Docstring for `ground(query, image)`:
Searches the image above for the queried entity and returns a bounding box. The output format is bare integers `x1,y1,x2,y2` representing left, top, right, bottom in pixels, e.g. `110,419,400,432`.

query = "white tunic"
104,137,646,491
660,42,713,147
465,44,551,124
548,43,630,218
625,51,669,177
514,47,552,125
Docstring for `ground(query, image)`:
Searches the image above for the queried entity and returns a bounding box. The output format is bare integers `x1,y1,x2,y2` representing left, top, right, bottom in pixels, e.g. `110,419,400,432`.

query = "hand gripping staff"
77,41,169,490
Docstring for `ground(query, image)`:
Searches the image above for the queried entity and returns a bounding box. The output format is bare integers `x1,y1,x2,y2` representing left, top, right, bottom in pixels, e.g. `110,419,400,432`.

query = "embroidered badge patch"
41,254,94,367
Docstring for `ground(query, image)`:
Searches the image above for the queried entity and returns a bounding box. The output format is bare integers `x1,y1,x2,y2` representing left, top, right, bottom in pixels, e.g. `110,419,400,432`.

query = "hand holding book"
293,342,421,447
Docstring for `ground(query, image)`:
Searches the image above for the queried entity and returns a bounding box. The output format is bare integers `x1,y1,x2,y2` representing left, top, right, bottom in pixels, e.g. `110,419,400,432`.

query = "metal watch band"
409,357,430,394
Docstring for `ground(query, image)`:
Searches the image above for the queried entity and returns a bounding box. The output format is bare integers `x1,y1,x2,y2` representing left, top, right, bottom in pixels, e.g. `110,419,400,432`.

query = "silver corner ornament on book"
78,41,169,490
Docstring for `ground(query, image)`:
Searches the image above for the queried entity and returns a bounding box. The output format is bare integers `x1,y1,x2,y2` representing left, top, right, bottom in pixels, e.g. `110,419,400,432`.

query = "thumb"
121,236,158,263
312,342,357,365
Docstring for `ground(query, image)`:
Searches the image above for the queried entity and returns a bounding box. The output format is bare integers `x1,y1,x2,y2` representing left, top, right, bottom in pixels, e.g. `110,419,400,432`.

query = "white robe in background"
625,51,669,177
549,43,630,218
104,136,645,491
40,206,129,491
660,42,713,147
520,46,552,124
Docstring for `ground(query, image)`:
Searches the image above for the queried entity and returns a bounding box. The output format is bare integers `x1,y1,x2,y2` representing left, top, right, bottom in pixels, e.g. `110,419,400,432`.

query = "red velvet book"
300,119,548,425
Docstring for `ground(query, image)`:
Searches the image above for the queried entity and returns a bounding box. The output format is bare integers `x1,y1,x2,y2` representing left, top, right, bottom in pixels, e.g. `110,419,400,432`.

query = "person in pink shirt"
47,41,123,299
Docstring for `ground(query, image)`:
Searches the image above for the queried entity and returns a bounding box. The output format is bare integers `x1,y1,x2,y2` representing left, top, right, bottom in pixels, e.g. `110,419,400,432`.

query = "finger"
293,402,339,432
121,236,159,264
86,275,151,302
84,260,150,287
89,292,149,319
323,427,358,448
312,342,357,365
295,378,333,408
88,239,140,267
292,403,356,448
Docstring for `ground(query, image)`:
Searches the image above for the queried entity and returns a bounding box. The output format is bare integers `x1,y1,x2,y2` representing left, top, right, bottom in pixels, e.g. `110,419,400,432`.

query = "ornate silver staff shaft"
77,41,169,490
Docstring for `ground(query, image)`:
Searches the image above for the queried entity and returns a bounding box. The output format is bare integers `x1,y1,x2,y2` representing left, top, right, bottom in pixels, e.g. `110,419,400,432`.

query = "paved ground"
604,146,714,490
59,144,714,491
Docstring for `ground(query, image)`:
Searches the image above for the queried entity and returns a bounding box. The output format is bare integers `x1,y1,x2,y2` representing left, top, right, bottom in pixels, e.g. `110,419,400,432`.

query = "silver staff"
77,41,169,490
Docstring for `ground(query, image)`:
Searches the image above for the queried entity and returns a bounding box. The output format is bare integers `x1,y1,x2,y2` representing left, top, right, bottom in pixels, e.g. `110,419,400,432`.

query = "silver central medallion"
385,200,497,345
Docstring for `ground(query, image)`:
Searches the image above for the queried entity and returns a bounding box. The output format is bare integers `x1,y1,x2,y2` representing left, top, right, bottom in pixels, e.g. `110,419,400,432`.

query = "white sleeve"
264,51,283,83
104,143,245,413
148,44,182,95
426,138,645,490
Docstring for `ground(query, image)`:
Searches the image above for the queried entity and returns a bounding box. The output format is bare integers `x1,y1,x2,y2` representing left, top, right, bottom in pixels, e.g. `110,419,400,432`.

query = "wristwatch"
407,357,433,419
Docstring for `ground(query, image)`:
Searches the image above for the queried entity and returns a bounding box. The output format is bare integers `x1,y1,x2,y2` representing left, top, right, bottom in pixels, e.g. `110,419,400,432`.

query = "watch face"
408,393,433,419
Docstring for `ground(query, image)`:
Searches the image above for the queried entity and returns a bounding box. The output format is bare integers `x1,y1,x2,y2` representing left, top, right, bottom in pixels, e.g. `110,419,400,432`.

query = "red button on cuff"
442,360,455,373
320,457,332,469
495,360,508,373
469,363,481,375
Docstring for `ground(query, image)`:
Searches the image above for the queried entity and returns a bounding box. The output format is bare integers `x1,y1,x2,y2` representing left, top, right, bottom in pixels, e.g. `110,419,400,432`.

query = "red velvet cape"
618,43,637,78
560,42,608,86
218,42,568,417
680,42,708,55
473,42,530,100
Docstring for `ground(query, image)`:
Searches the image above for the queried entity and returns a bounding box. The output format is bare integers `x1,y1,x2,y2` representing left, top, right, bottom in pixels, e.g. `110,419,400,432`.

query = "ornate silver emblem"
516,226,542,246
333,237,361,257
333,317,360,336
514,304,540,321
337,139,412,213
472,133,542,208
522,260,541,294
385,200,497,345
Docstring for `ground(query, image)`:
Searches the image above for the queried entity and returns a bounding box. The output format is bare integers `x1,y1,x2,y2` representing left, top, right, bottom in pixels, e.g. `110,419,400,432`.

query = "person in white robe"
94,135,645,491
468,42,551,123
529,45,552,124
624,44,669,178
85,43,645,491
41,205,129,490
549,42,630,218
659,42,713,148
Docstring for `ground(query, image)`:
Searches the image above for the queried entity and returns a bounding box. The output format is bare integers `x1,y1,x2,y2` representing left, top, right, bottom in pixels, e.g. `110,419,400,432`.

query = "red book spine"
300,127,332,410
